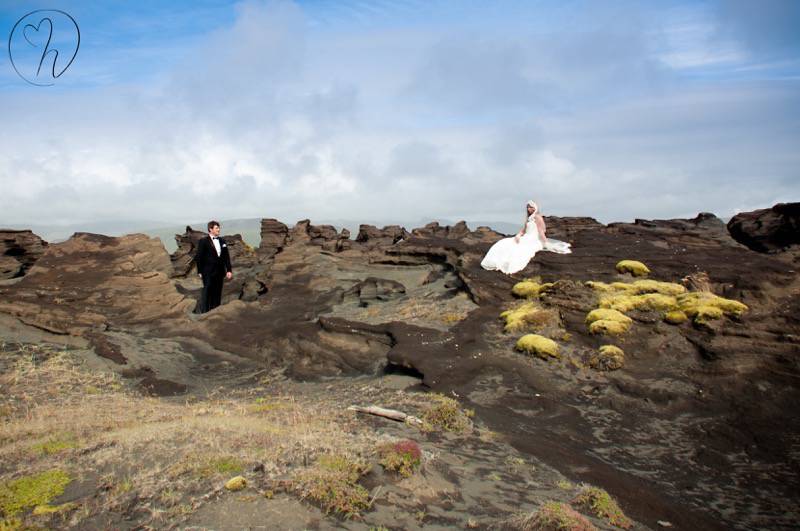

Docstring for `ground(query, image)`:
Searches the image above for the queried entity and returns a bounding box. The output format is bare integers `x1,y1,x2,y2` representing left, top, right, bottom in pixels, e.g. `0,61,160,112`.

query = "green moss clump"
0,470,71,517
585,309,631,326
599,293,679,313
573,486,632,529
421,394,473,433
629,280,685,296
31,502,78,515
589,279,685,296
500,303,557,333
224,476,247,491
510,501,597,531
677,292,748,324
512,280,554,299
31,434,79,456
589,345,625,371
193,456,245,478
616,260,650,277
515,334,560,360
664,310,689,325
298,455,371,518
588,320,629,336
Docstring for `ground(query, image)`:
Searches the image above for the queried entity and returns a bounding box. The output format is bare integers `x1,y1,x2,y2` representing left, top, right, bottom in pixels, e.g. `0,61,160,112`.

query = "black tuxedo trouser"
199,272,224,313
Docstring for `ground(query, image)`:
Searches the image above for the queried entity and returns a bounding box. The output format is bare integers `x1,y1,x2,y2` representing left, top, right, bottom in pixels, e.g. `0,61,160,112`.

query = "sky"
0,0,798,231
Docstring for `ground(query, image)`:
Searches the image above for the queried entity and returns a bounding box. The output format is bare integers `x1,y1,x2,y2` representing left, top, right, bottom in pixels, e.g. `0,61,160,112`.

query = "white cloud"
0,0,797,232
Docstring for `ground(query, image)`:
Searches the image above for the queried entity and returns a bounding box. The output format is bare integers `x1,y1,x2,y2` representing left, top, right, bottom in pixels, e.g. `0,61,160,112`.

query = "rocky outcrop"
606,212,739,249
543,216,604,240
287,219,351,252
356,224,409,248
258,218,290,259
727,202,800,253
0,233,192,335
343,277,406,307
0,229,47,279
412,220,471,239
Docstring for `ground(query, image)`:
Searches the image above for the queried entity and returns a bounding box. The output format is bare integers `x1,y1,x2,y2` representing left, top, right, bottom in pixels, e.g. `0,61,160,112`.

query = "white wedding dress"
481,215,572,274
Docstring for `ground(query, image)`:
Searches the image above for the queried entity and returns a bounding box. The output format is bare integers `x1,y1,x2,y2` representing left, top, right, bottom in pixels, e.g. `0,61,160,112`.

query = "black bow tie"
212,237,219,240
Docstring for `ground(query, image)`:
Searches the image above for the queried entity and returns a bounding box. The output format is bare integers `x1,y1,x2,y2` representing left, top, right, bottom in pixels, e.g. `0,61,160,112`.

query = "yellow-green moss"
30,434,79,456
0,470,71,517
585,309,632,326
677,292,748,324
500,303,557,333
224,476,247,491
249,399,291,413
630,280,686,296
573,486,632,529
589,320,630,336
193,456,244,478
515,334,560,360
589,279,685,296
420,394,474,433
664,310,689,325
616,260,650,277
599,293,679,313
511,280,554,299
589,345,625,371
31,502,77,515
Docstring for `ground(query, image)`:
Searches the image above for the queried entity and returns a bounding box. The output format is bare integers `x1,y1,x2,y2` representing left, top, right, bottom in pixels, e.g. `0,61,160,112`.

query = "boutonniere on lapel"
222,243,227,247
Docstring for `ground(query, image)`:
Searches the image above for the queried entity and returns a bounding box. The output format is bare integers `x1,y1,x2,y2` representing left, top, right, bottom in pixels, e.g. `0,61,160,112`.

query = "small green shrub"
508,500,597,530
421,394,473,433
378,440,422,478
297,455,371,518
573,486,632,529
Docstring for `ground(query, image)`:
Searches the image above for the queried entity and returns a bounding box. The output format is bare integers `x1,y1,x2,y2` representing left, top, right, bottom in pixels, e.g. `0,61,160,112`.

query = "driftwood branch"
347,405,423,427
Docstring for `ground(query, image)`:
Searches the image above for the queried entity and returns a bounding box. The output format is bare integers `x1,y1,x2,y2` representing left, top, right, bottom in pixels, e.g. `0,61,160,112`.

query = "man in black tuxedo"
194,220,233,313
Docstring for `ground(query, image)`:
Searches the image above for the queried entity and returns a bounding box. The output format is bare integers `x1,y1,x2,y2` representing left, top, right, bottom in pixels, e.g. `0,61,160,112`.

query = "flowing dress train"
481,216,571,274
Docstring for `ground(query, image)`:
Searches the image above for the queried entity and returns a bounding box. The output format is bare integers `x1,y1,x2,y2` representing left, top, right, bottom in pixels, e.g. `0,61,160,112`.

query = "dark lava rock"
344,277,406,306
0,232,192,335
288,219,350,252
0,229,48,279
412,220,471,239
727,202,800,253
258,218,289,259
356,224,410,247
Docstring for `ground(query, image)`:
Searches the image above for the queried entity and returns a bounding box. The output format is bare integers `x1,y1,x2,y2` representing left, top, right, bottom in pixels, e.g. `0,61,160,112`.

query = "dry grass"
0,343,381,529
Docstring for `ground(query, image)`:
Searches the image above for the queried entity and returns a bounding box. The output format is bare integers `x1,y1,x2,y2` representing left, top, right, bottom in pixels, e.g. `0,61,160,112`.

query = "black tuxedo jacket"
194,236,233,277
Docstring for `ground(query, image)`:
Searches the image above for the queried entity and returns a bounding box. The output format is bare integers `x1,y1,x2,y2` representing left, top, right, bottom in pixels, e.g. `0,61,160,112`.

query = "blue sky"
1,0,798,228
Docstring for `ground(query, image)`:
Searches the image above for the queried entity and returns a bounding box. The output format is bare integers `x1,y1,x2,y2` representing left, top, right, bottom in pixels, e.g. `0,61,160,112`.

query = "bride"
481,200,571,274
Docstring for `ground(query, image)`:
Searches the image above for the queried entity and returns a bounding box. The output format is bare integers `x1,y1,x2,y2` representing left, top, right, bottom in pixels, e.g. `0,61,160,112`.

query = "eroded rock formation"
727,201,800,253
0,229,48,279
